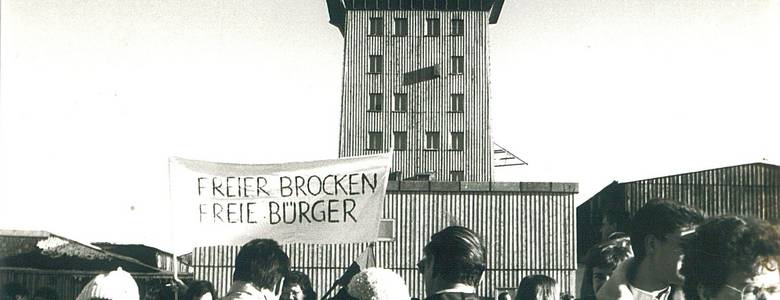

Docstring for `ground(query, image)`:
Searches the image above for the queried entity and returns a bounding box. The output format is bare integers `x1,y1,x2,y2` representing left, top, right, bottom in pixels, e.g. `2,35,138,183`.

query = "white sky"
1,0,779,250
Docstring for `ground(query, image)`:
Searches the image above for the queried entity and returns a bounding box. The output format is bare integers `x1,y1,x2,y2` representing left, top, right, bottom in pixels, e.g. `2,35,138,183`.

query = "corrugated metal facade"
577,163,780,259
192,187,577,299
337,9,494,181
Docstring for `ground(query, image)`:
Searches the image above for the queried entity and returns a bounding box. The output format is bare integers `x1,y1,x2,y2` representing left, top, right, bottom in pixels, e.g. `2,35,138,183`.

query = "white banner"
169,153,391,254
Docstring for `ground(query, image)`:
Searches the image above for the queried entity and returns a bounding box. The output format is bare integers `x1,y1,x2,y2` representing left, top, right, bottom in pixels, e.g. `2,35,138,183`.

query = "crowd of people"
3,200,778,300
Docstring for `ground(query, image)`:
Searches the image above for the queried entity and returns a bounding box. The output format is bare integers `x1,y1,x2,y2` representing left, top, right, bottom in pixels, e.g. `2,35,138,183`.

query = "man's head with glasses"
680,216,780,300
417,226,487,298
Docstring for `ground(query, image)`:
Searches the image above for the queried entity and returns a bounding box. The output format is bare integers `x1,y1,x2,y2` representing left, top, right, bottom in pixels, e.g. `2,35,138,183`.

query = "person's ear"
645,235,657,256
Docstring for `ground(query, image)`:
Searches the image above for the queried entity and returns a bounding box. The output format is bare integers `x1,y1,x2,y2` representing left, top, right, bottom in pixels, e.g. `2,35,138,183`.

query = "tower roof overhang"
327,0,505,33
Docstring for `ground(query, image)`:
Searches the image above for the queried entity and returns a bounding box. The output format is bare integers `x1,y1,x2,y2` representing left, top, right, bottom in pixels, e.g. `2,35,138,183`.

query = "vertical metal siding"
622,164,780,220
192,191,576,299
338,10,493,182
578,163,780,259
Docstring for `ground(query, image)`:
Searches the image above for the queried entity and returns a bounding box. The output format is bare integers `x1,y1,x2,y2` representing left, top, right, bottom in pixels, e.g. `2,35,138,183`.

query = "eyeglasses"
725,284,779,300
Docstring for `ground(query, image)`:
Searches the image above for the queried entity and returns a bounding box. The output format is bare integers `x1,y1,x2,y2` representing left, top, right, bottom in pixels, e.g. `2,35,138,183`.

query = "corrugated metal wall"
577,163,780,259
337,9,493,182
622,163,780,219
192,190,577,299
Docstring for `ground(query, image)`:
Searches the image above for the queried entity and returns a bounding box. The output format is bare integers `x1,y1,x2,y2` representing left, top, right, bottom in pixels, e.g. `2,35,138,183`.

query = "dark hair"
184,281,216,300
579,241,632,300
630,199,703,260
497,291,512,300
680,216,780,300
515,275,557,300
285,271,317,300
233,239,290,290
2,283,29,299
423,226,487,287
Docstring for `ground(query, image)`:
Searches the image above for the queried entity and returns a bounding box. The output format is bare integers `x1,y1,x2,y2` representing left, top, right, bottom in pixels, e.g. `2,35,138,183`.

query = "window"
425,131,440,150
368,93,383,111
367,132,383,150
369,55,383,73
425,18,440,36
451,19,464,36
393,18,407,36
393,131,407,151
388,171,402,181
450,93,464,112
450,171,464,182
451,56,464,74
393,93,408,112
377,219,396,241
369,18,383,36
450,131,464,151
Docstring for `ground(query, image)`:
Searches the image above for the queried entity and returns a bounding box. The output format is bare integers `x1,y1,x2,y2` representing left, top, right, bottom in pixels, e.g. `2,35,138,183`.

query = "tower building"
327,0,505,182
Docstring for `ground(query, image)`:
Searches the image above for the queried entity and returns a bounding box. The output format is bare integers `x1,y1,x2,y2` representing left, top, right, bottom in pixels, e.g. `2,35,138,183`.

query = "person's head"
32,287,56,300
515,275,558,300
418,226,487,296
76,267,139,300
680,216,780,300
283,271,316,300
630,199,704,285
184,281,216,300
497,291,513,300
2,283,30,300
600,210,630,241
233,239,290,296
347,267,410,300
584,241,632,295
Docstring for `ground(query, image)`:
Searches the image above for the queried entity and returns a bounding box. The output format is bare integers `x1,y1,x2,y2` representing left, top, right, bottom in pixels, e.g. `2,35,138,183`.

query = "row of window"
368,93,464,112
368,131,464,151
389,170,465,182
369,17,464,37
368,55,463,74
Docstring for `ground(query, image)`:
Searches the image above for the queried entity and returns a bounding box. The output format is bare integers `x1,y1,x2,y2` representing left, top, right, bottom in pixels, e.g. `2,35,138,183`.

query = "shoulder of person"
219,291,262,300
424,292,481,300
669,285,686,300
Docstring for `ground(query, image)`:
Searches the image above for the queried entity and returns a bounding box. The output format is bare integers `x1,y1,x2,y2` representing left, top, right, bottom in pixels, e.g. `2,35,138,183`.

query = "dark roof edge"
387,181,578,193
327,0,504,26
488,0,504,24
1,230,165,273
326,0,347,35
0,267,192,277
577,181,620,208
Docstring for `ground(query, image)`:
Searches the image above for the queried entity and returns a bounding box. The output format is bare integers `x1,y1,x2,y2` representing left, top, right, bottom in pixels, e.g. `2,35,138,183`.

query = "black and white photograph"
1,1,779,300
